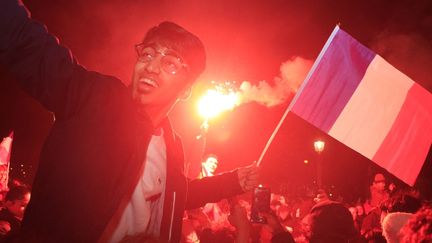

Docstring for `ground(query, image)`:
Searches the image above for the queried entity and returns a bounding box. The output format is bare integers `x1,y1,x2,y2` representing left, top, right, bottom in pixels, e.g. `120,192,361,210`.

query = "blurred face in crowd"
6,192,31,219
372,173,386,192
202,156,218,175
373,180,386,191
301,214,312,240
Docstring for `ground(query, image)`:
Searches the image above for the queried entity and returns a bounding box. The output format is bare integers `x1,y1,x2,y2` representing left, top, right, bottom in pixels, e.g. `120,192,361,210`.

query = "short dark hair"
142,21,206,82
5,185,30,202
308,201,358,243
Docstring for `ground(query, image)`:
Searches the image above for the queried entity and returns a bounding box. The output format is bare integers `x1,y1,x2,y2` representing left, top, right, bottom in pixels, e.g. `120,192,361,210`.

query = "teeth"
140,78,159,88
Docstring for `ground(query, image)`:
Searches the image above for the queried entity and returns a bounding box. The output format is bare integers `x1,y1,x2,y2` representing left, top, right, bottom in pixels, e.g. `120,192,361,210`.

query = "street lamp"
314,140,325,188
314,140,325,154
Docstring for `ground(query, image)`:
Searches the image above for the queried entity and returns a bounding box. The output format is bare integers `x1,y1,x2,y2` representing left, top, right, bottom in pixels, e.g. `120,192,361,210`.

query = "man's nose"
145,56,162,74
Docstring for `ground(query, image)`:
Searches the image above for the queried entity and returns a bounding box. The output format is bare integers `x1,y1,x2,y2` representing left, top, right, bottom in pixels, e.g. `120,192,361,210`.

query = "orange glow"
198,89,239,119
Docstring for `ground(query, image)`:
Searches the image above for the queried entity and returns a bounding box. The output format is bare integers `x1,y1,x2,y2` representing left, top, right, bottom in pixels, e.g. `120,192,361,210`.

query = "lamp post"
314,140,325,189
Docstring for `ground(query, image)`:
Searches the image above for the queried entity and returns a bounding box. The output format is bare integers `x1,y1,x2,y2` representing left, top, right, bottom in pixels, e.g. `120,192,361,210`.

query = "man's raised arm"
0,0,111,118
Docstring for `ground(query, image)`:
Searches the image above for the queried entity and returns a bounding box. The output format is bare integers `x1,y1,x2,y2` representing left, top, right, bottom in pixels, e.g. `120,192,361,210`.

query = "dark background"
1,0,431,202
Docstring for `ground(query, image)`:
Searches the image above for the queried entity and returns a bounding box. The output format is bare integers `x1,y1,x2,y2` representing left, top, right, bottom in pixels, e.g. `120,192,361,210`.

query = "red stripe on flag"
372,83,432,186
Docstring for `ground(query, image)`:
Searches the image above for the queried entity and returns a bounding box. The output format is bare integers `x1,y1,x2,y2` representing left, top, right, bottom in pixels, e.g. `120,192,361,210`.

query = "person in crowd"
348,205,359,225
388,183,397,196
361,173,389,243
361,209,386,242
0,185,31,241
304,200,359,243
227,203,251,243
0,1,259,242
199,154,219,178
399,204,432,243
363,173,389,215
381,213,412,243
181,210,208,243
0,165,9,201
261,211,295,243
380,190,422,243
355,202,366,229
226,199,295,243
313,189,330,204
198,154,228,229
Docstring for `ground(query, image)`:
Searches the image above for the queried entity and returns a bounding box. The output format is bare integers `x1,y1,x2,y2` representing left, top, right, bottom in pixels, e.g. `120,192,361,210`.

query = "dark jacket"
0,1,242,242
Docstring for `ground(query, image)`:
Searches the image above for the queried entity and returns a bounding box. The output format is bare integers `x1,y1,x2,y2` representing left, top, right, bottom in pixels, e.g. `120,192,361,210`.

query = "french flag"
289,26,432,186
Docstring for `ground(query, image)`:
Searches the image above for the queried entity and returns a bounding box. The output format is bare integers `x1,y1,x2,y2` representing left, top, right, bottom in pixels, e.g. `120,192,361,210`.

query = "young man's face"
202,157,218,174
131,43,191,108
6,192,31,219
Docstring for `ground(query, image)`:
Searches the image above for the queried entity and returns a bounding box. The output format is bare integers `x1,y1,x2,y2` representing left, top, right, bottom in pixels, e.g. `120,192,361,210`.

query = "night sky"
1,0,431,201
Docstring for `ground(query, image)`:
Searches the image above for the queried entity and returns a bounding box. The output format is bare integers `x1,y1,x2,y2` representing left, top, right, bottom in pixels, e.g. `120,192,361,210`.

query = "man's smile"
137,77,159,93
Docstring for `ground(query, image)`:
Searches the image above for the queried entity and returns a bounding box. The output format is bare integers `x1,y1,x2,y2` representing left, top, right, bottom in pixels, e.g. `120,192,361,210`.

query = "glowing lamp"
314,140,325,153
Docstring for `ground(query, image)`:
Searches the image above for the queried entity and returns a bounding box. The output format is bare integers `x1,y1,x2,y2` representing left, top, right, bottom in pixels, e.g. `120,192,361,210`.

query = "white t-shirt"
109,133,167,243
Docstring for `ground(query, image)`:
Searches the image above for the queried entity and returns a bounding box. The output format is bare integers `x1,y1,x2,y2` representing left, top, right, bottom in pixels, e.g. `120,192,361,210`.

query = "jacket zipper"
168,191,176,242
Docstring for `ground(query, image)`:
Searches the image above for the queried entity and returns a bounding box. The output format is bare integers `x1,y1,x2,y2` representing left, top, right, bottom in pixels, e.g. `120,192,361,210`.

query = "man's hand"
228,204,251,243
228,204,250,230
237,161,259,192
261,211,285,235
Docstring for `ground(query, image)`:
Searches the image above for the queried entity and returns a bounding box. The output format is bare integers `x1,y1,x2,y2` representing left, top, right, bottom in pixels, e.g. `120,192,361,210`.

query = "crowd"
180,172,432,243
0,171,430,243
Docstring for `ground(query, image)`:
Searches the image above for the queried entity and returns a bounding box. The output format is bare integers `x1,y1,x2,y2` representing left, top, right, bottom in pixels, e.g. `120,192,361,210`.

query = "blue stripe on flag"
290,26,375,132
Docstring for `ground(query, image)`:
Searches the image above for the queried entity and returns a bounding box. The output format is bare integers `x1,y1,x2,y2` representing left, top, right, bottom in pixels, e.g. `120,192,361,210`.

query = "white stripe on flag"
329,55,414,159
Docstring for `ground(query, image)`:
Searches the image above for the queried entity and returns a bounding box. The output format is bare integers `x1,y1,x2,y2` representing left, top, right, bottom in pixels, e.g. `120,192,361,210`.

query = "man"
303,201,359,243
0,1,258,242
361,173,389,243
199,154,219,178
364,173,389,214
0,185,31,241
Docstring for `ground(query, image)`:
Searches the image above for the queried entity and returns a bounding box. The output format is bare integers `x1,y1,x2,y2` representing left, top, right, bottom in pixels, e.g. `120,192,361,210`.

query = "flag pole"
256,104,291,167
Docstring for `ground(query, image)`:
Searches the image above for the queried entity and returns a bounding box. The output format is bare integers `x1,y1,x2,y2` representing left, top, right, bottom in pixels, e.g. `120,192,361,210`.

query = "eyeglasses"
135,44,188,75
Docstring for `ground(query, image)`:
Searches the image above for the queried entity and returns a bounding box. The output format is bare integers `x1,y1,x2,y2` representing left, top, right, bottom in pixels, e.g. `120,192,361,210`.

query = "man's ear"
179,86,192,101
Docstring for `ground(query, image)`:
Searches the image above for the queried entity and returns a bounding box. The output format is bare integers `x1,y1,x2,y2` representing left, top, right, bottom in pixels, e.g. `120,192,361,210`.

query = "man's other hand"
237,161,259,192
